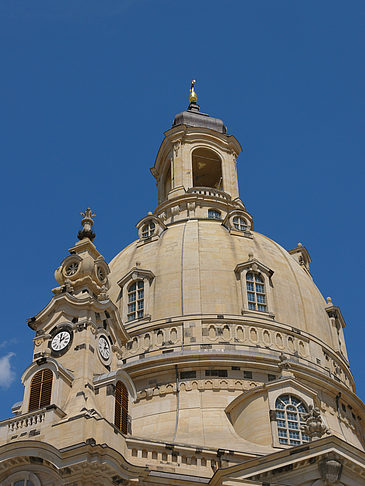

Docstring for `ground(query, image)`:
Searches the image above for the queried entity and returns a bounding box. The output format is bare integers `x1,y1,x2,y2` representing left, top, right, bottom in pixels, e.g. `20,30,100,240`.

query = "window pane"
255,284,264,293
138,300,144,310
257,304,266,312
288,421,299,430
248,303,256,310
138,289,144,299
14,482,25,486
246,273,254,281
128,303,136,313
247,292,255,302
129,282,136,291
246,282,254,291
256,294,265,303
255,274,264,283
138,281,144,289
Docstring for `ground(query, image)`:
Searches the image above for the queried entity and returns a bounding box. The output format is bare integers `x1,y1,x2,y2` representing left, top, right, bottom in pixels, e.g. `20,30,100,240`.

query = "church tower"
0,82,364,486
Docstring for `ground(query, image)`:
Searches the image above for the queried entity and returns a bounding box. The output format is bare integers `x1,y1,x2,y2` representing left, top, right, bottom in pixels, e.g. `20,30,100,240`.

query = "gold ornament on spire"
189,79,198,103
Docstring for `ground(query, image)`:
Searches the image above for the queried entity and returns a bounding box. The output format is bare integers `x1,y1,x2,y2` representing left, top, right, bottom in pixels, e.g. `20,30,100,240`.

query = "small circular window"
64,261,79,276
97,266,106,282
142,221,155,238
233,216,247,231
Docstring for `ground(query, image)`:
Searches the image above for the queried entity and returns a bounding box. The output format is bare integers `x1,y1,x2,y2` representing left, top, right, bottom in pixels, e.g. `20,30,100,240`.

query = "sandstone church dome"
103,88,360,452
2,84,364,485
109,224,336,359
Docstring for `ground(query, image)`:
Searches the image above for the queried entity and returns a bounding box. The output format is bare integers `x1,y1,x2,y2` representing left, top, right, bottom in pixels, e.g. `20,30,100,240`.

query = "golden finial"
189,79,198,103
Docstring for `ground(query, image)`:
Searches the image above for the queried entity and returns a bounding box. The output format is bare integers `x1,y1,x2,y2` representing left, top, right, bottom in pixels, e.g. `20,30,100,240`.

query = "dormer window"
208,209,222,220
127,281,144,322
233,216,247,231
142,221,155,239
235,259,274,316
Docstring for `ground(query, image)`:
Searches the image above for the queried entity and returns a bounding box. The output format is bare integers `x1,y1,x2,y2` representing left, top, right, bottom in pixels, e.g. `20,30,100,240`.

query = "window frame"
208,208,222,220
232,215,248,232
246,271,267,313
3,472,41,486
127,280,145,322
274,394,310,446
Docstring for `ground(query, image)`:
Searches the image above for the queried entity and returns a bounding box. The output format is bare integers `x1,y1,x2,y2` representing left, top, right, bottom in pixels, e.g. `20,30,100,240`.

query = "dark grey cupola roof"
172,102,227,134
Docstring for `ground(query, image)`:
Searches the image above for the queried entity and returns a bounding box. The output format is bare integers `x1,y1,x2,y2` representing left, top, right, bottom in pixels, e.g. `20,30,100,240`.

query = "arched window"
192,148,222,189
115,381,128,434
163,164,171,200
142,221,155,239
233,216,247,232
28,369,53,412
275,394,310,445
127,281,144,321
208,209,222,220
3,472,41,486
246,272,266,312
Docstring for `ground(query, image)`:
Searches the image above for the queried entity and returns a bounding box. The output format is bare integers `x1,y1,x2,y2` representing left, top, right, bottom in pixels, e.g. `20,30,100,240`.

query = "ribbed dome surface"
108,219,332,348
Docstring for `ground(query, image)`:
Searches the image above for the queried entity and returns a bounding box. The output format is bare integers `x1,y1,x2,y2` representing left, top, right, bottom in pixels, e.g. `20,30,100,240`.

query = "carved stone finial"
297,242,303,247
248,252,254,261
327,296,333,305
77,208,96,242
319,454,343,484
301,405,329,439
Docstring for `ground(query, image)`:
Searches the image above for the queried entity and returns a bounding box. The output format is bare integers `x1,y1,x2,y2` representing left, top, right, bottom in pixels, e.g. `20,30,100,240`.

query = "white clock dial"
98,336,110,360
51,330,71,351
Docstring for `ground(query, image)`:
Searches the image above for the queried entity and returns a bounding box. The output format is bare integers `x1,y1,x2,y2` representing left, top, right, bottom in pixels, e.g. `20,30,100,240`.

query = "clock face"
51,330,71,352
98,336,110,361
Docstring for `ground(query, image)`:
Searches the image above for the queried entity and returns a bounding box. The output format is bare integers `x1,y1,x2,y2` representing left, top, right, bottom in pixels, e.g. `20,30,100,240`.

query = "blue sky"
0,0,364,419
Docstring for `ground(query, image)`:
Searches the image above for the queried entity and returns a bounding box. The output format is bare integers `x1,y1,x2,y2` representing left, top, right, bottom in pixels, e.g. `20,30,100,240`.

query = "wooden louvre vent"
114,381,128,434
28,368,53,412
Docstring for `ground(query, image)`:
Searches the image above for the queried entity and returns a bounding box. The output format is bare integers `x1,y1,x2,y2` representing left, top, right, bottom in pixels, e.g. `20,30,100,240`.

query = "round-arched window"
275,394,310,445
4,472,41,486
142,221,155,239
28,368,53,412
233,216,247,232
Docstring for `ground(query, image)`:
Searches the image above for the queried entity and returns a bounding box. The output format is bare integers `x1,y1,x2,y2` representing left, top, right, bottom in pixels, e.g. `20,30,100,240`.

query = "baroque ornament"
301,405,329,439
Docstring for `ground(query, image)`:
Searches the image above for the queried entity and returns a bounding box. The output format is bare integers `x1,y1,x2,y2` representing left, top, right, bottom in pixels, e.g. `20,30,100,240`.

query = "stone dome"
104,99,362,453
109,221,331,347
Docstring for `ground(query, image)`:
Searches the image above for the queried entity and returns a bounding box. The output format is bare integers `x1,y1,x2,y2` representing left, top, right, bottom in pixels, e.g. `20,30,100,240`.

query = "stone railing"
7,409,46,432
0,405,66,442
187,187,231,201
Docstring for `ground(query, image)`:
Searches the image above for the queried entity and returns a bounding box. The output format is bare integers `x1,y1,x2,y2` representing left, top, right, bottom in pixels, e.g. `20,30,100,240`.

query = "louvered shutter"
115,381,128,434
28,369,53,412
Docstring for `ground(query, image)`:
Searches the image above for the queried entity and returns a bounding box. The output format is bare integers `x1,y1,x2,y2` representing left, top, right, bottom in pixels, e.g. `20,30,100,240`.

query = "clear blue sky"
0,1,364,420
